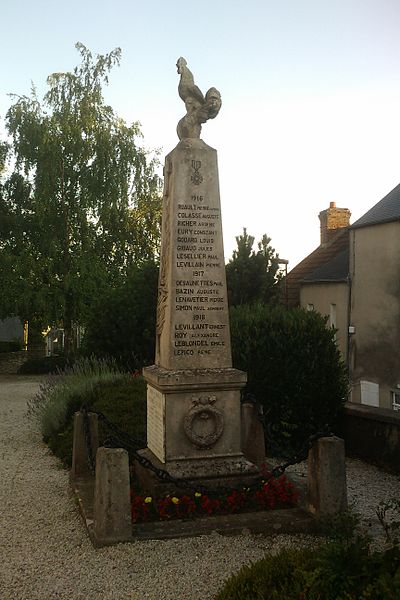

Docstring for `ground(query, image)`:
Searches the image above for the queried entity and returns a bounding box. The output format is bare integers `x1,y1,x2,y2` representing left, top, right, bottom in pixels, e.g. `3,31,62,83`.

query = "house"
286,188,400,410
348,184,400,409
286,202,351,360
0,317,26,348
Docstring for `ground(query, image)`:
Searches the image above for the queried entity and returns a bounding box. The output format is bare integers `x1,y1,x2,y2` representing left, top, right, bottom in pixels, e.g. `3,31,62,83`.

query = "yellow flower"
171,496,180,505
144,496,152,504
194,492,202,498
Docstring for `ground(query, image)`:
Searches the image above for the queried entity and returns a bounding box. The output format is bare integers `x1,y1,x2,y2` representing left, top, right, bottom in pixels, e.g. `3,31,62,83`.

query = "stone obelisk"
142,58,257,487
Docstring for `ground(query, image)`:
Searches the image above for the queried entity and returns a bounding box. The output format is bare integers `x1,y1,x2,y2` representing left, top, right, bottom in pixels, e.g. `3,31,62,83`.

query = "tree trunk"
63,289,75,358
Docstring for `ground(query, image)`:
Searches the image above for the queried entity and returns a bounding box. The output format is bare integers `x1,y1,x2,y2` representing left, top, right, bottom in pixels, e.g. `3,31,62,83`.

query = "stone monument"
141,58,257,489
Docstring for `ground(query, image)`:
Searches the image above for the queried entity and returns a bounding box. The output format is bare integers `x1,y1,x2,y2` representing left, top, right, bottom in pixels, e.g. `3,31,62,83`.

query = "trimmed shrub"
230,304,348,455
18,355,69,374
45,376,147,467
216,545,400,599
0,340,22,352
27,357,130,442
82,260,158,370
216,548,315,600
216,511,400,600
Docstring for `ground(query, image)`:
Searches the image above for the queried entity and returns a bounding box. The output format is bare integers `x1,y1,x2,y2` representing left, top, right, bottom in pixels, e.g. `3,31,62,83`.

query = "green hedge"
44,376,147,467
230,304,348,455
18,355,69,374
0,340,22,353
216,536,400,599
216,510,400,600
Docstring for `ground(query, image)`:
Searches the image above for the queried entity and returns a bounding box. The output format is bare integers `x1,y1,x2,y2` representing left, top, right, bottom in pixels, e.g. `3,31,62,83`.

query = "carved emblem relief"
191,160,203,185
183,395,224,449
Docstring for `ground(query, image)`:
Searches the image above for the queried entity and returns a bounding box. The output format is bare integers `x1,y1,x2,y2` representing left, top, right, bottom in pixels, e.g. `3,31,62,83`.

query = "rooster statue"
176,57,221,140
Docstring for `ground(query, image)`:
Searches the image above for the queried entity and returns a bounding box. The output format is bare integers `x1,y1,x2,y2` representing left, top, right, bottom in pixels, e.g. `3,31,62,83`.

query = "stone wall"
341,402,400,473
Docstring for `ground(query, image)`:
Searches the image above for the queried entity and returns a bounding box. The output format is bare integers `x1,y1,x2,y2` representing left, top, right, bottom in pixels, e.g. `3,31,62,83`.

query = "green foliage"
377,498,400,546
46,376,147,467
27,356,130,441
226,228,282,306
18,355,69,374
0,340,23,353
230,303,348,454
215,548,315,600
216,510,400,600
1,43,162,353
81,260,159,370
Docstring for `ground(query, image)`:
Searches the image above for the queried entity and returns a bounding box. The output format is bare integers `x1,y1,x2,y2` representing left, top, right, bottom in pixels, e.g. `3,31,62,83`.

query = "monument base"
135,448,259,498
140,365,259,496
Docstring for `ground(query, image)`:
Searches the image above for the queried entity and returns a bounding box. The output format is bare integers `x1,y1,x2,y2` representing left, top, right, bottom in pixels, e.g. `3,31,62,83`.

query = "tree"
2,44,162,354
82,260,159,370
225,228,282,306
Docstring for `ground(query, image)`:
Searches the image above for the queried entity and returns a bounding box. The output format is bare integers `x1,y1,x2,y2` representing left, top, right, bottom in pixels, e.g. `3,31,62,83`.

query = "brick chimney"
319,202,351,245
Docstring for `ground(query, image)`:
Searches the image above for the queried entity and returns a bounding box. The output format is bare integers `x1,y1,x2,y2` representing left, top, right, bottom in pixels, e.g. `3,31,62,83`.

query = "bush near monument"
216,511,400,599
18,355,70,374
230,303,348,456
0,340,22,353
27,358,146,466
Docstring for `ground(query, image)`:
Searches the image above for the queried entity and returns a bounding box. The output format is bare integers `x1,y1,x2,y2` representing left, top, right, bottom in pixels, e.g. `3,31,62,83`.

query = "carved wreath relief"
184,395,224,449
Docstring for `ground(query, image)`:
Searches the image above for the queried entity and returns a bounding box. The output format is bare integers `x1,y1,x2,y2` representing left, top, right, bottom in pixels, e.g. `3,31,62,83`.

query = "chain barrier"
80,404,332,497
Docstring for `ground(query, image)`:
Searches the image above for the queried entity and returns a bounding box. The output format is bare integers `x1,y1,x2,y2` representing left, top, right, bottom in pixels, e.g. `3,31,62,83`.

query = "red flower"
130,473,299,523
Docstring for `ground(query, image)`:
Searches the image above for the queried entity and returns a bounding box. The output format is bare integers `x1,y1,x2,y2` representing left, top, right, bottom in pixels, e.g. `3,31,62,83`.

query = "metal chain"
79,405,333,497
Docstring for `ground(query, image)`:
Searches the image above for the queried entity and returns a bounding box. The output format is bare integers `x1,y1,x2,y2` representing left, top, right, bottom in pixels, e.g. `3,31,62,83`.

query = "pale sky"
1,0,400,269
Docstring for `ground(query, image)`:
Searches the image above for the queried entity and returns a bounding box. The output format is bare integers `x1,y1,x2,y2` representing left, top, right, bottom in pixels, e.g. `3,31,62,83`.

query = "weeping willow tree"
3,43,162,354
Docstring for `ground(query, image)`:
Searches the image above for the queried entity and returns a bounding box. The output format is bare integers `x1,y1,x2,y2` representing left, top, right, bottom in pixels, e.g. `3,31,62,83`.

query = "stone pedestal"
141,138,257,493
93,447,132,545
307,436,348,517
70,412,98,481
241,402,266,467
142,365,257,492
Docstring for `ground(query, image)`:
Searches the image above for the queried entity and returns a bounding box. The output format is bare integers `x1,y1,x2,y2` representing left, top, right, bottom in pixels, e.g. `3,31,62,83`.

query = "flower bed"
131,472,299,523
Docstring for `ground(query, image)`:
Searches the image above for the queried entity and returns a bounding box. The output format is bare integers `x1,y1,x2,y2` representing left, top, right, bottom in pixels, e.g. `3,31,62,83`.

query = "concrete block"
71,411,98,480
307,436,347,518
93,447,132,545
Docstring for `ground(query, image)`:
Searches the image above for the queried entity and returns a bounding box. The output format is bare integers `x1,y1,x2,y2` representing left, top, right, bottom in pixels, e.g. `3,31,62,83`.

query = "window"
360,381,379,407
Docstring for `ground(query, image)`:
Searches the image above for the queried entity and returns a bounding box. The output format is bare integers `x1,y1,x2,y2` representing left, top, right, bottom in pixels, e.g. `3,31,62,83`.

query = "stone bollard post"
71,411,99,481
241,402,266,466
93,447,132,546
307,436,347,518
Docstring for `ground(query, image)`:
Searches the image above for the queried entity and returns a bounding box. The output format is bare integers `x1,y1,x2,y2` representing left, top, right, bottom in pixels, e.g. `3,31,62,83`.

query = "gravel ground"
0,375,399,600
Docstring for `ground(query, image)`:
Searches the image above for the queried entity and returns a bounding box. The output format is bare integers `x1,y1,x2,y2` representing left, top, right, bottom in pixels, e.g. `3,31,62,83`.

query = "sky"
1,0,400,269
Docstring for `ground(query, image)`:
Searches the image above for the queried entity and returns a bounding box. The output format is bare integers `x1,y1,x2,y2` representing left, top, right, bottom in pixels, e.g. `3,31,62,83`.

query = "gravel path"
0,375,399,600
